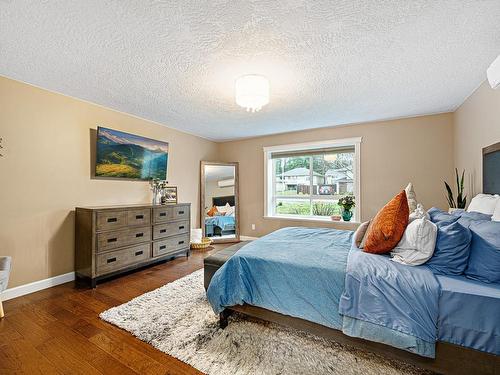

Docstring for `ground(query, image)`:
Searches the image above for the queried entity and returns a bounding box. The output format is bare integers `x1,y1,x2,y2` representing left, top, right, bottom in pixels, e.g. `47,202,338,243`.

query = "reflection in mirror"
201,162,239,243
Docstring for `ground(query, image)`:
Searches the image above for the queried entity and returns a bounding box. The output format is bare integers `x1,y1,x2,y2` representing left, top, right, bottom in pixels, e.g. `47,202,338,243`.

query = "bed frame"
483,141,500,194
217,143,500,374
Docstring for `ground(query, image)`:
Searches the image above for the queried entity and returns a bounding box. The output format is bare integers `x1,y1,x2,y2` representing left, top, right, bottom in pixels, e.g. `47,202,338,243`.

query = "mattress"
436,274,500,355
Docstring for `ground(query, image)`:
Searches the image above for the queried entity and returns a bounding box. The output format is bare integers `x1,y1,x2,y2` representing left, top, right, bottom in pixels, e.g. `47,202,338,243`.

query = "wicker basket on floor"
190,237,213,250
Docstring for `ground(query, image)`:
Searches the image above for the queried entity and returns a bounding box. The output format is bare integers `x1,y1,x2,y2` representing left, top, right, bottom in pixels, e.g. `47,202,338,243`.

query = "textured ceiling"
1,1,500,141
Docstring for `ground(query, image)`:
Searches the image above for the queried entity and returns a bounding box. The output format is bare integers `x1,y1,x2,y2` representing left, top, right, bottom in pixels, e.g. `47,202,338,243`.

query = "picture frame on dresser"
162,186,178,204
75,203,191,287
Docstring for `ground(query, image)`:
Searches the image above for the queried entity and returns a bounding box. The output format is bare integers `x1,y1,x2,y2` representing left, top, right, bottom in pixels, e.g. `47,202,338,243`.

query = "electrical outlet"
251,224,256,230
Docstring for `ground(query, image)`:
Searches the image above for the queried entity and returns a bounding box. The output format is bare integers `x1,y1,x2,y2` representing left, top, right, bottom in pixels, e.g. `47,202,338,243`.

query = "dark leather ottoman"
204,242,248,290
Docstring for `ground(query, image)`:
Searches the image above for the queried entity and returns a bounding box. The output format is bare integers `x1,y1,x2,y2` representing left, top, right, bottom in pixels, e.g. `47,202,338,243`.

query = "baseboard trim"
1,272,75,301
241,236,259,241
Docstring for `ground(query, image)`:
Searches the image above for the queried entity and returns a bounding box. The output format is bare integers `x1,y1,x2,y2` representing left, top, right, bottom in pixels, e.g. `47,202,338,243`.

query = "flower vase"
341,209,353,222
152,192,160,205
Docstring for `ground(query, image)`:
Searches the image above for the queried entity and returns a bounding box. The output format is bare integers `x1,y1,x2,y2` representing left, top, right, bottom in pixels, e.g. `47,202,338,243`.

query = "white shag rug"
100,270,429,375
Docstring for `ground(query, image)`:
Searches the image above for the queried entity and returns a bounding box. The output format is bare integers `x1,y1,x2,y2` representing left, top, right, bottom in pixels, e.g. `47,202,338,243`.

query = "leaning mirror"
200,161,240,243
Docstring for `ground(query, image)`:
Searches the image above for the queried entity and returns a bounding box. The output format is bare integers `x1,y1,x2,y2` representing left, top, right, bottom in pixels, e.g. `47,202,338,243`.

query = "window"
264,138,361,221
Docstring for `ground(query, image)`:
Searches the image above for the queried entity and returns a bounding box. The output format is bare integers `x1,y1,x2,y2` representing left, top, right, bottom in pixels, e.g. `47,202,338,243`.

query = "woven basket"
190,237,213,250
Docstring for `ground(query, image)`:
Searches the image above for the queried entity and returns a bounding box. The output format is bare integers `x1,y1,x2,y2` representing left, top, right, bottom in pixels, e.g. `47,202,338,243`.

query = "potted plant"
444,169,467,213
149,179,169,205
338,195,355,222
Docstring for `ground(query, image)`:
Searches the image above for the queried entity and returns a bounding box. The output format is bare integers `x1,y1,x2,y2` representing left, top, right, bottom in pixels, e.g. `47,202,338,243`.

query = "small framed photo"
162,186,178,204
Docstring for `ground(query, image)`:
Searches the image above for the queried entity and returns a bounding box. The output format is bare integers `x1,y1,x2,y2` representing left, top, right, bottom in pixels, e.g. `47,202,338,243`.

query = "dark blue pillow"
465,221,500,284
427,219,472,275
451,210,492,221
428,207,458,223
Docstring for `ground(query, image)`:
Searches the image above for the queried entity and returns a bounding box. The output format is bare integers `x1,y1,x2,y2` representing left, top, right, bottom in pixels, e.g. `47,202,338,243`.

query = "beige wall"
0,76,218,288
453,81,500,196
219,114,455,237
0,75,461,289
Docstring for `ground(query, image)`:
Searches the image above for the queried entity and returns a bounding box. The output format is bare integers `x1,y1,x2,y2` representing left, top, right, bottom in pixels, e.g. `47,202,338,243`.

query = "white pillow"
391,218,437,266
467,194,499,215
404,183,418,213
225,205,235,217
492,200,500,222
409,203,430,222
216,205,228,213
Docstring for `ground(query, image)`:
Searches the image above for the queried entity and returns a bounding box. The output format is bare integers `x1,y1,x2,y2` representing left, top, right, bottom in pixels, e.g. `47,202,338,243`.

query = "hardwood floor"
0,244,231,375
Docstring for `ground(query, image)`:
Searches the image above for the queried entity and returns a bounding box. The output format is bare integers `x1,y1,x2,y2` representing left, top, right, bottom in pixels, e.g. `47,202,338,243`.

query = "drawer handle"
135,214,144,219
107,218,117,223
160,229,166,233
159,212,167,217
135,250,143,256
107,238,117,243
179,226,185,230
159,245,166,250
178,240,185,245
107,257,116,263
178,211,185,215
135,233,144,238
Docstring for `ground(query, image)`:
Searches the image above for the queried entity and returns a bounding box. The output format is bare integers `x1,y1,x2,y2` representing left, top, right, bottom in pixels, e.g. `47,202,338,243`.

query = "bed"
206,229,499,374
205,143,500,374
205,195,236,237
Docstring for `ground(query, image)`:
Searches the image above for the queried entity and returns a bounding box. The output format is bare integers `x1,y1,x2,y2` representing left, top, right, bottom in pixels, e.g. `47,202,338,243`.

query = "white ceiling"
1,1,499,141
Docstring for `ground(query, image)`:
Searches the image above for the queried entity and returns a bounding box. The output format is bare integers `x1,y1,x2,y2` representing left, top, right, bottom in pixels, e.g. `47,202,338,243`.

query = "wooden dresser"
75,203,191,287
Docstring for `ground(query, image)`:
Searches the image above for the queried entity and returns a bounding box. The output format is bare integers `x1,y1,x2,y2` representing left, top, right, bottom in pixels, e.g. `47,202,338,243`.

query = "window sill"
263,215,360,225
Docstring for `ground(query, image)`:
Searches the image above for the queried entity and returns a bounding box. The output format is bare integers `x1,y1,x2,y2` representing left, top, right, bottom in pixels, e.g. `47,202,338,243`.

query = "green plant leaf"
444,181,456,208
460,169,465,194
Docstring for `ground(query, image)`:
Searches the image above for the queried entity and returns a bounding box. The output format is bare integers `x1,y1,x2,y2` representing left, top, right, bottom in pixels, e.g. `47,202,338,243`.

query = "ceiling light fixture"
235,74,269,112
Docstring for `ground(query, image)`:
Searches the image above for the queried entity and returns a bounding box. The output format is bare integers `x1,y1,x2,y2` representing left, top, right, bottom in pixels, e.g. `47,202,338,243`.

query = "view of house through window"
268,145,357,219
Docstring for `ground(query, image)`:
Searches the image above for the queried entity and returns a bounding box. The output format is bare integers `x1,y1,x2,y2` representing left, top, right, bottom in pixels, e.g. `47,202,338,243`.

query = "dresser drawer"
153,205,190,223
97,226,151,252
96,244,151,275
153,233,189,257
96,210,128,231
153,220,189,240
127,209,151,227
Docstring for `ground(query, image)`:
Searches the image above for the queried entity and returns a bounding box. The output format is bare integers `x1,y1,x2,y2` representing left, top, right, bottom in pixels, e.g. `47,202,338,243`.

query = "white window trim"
263,137,362,222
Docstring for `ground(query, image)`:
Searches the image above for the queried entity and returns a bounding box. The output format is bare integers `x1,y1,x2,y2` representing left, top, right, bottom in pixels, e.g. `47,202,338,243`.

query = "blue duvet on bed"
339,246,440,357
205,216,235,231
437,274,500,355
206,225,494,358
207,227,353,329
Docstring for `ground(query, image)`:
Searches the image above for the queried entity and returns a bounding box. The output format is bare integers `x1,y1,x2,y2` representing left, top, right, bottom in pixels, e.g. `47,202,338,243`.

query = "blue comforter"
207,227,353,329
205,216,235,230
207,227,441,358
339,246,440,357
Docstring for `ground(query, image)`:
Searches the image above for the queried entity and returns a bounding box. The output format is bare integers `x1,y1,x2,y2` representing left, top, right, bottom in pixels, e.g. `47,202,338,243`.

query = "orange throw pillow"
207,206,218,217
364,191,409,254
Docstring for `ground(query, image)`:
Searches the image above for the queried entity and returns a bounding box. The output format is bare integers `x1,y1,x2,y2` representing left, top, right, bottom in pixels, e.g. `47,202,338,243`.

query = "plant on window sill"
338,195,355,222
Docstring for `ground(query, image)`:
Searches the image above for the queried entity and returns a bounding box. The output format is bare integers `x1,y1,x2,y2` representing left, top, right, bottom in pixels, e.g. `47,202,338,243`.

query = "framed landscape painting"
95,127,168,180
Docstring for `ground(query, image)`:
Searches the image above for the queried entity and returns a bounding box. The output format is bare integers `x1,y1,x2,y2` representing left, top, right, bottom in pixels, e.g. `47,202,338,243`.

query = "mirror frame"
200,161,240,243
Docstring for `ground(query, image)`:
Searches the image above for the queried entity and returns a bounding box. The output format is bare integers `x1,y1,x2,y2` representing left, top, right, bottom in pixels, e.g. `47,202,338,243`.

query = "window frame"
263,137,362,222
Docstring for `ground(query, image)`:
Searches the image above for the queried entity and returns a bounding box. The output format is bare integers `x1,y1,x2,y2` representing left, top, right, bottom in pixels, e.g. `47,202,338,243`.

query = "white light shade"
235,74,270,112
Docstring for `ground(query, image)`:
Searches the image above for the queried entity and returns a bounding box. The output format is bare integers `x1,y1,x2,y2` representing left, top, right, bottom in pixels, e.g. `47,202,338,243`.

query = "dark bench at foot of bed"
203,242,500,375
